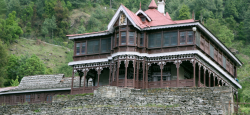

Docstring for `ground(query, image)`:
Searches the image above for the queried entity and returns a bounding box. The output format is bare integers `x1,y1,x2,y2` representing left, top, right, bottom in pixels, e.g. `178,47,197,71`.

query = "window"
101,38,111,53
87,40,100,54
112,36,114,48
81,43,86,54
196,31,200,46
76,43,80,55
148,33,161,48
180,32,186,45
140,33,144,46
141,17,146,22
163,31,177,47
214,49,218,61
180,31,193,45
129,32,135,45
46,95,52,102
26,95,31,102
16,96,20,103
116,33,119,46
210,44,214,58
121,32,126,45
187,31,193,44
223,55,226,69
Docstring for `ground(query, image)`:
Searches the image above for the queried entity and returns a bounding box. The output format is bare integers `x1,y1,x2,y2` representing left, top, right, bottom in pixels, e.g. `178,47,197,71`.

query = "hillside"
8,38,71,74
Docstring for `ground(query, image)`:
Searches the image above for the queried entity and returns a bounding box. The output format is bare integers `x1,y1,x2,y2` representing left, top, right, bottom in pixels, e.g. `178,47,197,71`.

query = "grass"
8,38,71,75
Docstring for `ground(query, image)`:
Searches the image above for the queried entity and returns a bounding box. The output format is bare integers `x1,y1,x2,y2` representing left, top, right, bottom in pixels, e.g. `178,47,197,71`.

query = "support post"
214,75,215,87
174,60,181,87
143,59,145,89
97,70,100,86
133,60,136,88
204,68,206,87
117,59,120,87
193,60,196,87
136,62,139,88
198,64,201,87
209,72,211,87
79,76,82,87
160,64,163,88
83,69,88,93
125,59,128,87
146,62,148,89
109,64,112,85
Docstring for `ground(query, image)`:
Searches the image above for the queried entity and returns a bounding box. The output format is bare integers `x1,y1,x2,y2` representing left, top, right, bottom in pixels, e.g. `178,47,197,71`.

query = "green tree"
0,39,8,87
243,7,250,43
224,0,238,18
0,0,7,16
6,54,20,85
178,4,191,20
41,15,57,40
20,54,46,77
10,76,19,86
205,18,234,47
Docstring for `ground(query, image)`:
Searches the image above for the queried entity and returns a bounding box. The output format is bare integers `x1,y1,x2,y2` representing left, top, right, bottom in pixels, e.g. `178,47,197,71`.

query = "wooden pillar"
97,69,100,86
204,68,206,87
146,62,148,89
214,75,216,87
133,60,136,88
177,65,179,87
113,63,116,82
160,63,163,88
143,59,145,89
117,59,120,87
175,60,181,87
79,76,82,87
71,69,75,94
109,64,112,85
209,72,211,87
136,62,139,88
125,60,128,87
83,70,87,92
193,60,196,87
198,64,201,87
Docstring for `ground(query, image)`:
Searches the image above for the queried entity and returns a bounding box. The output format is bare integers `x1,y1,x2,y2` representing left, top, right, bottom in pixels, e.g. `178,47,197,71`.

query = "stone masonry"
0,86,234,115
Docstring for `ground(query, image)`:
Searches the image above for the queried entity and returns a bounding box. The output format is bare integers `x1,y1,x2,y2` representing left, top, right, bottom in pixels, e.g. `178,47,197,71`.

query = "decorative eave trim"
135,9,152,22
0,88,71,95
107,5,141,32
68,32,110,40
68,50,241,89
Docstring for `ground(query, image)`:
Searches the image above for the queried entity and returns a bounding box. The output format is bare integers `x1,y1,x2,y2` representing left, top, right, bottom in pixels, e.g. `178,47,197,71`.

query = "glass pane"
210,44,214,58
148,33,161,48
116,33,119,46
87,40,100,54
129,32,134,45
196,31,200,47
101,38,111,53
163,31,177,47
187,31,193,44
121,32,126,45
223,56,226,69
112,36,114,48
140,33,144,46
180,32,186,45
171,32,178,46
76,43,80,55
81,42,86,54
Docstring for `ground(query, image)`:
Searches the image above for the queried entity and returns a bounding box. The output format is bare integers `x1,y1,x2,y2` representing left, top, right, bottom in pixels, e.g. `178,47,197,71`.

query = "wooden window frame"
147,31,162,49
163,30,178,47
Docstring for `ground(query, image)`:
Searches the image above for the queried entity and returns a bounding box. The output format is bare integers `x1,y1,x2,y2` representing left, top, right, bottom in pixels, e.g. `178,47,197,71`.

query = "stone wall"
0,86,234,115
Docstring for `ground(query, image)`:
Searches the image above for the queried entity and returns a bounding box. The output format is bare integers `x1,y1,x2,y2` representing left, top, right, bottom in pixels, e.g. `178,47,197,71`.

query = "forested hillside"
0,0,250,112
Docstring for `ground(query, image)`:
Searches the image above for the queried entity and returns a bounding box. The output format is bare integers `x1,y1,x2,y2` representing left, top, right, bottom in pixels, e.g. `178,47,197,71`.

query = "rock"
21,45,24,47
9,49,14,51
14,40,18,43
59,56,62,57
65,51,68,54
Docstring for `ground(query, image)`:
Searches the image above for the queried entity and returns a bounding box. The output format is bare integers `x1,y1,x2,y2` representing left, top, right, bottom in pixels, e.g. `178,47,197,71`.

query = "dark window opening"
76,43,80,55
163,31,178,46
81,43,86,54
121,32,126,45
129,32,135,45
148,33,161,48
101,38,111,53
87,40,100,54
140,33,144,46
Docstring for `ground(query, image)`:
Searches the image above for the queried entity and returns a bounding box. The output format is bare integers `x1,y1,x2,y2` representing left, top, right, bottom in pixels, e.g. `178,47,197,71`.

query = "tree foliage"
0,40,8,87
178,5,191,20
10,76,19,86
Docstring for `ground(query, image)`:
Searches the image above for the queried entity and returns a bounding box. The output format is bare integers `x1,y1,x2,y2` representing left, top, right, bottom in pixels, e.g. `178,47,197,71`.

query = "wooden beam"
193,61,196,87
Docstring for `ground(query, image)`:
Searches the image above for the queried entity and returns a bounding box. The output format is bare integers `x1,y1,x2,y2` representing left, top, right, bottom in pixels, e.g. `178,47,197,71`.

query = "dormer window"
141,17,146,22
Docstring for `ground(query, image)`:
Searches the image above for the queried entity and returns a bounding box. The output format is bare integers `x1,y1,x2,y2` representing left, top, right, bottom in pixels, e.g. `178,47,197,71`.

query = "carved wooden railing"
179,79,193,87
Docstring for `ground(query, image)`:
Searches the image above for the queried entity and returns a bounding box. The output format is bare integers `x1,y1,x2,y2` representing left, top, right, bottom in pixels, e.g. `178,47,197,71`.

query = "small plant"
23,102,28,105
34,109,40,112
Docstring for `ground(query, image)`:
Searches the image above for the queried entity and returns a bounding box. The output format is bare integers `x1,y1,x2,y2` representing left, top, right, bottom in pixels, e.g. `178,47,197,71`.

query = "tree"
0,0,7,16
243,7,250,43
178,4,191,20
205,18,234,47
224,0,238,18
0,39,8,87
41,15,57,40
19,54,46,77
6,54,20,85
10,76,19,86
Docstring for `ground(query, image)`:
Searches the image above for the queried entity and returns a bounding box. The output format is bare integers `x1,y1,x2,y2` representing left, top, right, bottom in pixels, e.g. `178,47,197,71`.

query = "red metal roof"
122,5,147,28
148,0,157,9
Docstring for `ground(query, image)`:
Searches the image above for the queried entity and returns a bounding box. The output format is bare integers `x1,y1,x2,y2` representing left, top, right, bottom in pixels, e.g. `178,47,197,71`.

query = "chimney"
157,0,165,14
